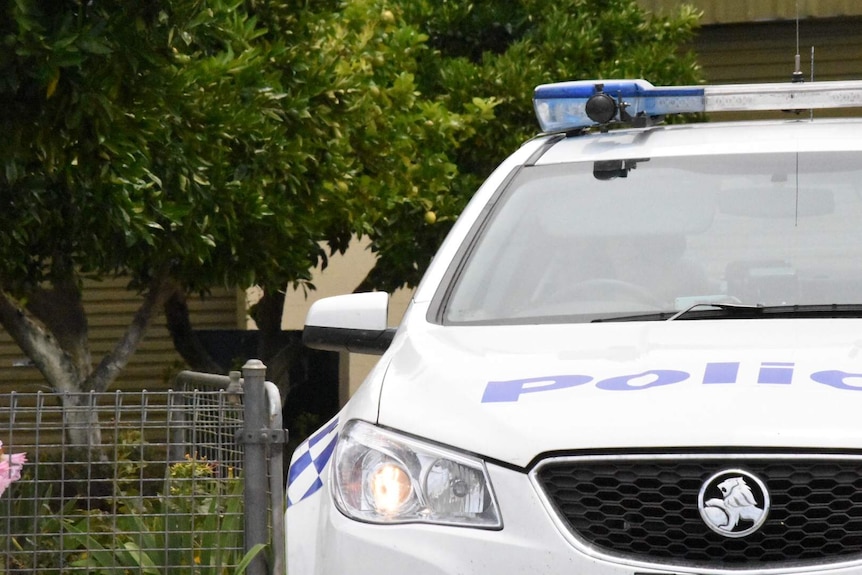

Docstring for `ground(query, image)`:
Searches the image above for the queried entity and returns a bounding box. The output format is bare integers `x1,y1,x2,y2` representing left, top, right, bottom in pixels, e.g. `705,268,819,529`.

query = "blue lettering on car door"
481,362,862,403
482,374,592,403
596,370,689,391
810,370,862,390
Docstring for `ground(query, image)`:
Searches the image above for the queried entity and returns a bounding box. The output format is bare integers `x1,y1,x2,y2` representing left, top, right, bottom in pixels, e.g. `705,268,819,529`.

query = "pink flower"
0,440,26,497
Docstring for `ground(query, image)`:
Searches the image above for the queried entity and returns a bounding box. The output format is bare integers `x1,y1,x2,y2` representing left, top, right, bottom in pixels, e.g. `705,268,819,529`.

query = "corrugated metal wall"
635,0,862,85
639,0,862,120
637,0,862,25
0,279,241,394
696,17,862,84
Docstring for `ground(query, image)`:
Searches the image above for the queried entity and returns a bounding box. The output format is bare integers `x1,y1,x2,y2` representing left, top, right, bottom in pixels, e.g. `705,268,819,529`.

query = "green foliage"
254,0,491,291
0,443,256,574
360,0,704,290
0,0,492,296
0,478,76,573
65,464,255,574
2,0,281,292
0,0,704,392
2,0,700,295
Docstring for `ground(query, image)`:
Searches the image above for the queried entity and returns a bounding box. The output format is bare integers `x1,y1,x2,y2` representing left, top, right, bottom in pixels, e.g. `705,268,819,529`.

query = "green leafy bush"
0,452,262,574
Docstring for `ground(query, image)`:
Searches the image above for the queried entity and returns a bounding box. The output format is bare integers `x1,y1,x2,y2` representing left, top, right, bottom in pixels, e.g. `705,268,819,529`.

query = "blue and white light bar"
534,79,862,132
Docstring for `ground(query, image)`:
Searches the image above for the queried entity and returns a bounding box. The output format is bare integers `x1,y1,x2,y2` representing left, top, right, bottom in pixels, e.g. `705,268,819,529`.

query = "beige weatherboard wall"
0,279,243,395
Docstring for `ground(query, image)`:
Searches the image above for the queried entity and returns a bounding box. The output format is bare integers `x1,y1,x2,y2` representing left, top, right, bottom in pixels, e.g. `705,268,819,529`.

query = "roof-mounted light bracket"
584,83,617,125
581,83,666,132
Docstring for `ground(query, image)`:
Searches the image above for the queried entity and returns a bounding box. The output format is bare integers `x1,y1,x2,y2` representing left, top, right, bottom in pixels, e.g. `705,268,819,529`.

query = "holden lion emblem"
698,469,769,538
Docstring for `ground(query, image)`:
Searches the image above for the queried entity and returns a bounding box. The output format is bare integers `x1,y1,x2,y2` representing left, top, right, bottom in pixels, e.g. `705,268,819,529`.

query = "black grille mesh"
534,457,862,569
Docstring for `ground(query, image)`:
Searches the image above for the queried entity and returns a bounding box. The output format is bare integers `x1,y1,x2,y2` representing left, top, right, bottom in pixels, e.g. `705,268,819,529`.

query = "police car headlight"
332,420,502,528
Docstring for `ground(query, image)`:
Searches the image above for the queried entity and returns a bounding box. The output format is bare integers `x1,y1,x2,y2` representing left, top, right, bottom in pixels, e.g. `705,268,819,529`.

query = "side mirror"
302,292,395,355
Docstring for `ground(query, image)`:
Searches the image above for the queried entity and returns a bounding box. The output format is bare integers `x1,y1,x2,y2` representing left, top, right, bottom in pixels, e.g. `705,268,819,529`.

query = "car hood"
376,318,862,468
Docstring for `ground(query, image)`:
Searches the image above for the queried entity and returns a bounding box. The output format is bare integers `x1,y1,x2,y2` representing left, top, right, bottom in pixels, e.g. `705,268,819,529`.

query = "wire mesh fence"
0,369,281,575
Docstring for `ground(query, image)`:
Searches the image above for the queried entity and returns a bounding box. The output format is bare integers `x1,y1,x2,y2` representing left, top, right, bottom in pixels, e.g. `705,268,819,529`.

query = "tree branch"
0,290,80,393
87,273,176,392
252,288,296,399
26,277,91,381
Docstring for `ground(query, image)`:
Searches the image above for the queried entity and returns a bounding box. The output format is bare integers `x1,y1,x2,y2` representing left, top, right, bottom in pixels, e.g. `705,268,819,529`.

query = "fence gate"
0,360,285,575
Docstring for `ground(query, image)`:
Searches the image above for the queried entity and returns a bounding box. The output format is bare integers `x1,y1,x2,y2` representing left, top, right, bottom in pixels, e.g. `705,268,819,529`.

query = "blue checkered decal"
287,417,339,507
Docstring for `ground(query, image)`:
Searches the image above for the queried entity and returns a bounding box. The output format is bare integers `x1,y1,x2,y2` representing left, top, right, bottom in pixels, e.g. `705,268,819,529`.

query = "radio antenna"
810,46,815,82
791,0,804,82
810,46,815,119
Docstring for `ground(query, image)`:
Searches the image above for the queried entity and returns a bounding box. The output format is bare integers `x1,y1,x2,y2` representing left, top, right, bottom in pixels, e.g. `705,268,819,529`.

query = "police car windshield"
442,151,862,325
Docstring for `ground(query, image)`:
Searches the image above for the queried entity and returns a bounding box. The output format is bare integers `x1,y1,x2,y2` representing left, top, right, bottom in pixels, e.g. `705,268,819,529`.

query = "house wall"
0,280,242,395
636,0,862,24
695,17,862,85
636,0,862,86
281,238,413,405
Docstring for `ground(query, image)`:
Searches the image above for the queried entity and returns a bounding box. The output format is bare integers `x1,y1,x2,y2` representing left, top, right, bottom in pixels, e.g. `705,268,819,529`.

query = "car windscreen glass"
441,151,862,325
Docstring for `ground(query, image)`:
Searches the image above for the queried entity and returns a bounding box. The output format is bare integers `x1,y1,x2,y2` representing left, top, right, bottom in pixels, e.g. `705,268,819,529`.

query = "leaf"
4,161,19,183
122,541,162,574
76,37,114,55
234,544,268,575
46,71,60,99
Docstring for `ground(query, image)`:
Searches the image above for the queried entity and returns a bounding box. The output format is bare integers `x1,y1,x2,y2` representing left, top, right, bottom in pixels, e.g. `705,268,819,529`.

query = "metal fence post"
242,359,269,575
263,380,287,575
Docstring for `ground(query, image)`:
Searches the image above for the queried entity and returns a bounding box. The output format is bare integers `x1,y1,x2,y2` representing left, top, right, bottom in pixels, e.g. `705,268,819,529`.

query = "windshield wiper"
667,303,763,321
590,303,756,323
592,303,862,323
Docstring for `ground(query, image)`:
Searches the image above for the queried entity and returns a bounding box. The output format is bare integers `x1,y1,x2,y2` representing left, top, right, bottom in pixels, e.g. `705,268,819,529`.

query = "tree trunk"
0,287,104,456
164,288,225,373
61,391,105,461
252,288,298,402
0,274,173,459
163,285,298,402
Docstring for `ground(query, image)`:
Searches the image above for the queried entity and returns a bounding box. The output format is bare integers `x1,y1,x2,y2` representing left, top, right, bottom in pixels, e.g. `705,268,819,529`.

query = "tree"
361,0,704,290
162,0,497,393
0,0,483,452
205,0,705,418
0,0,702,451
1,0,281,450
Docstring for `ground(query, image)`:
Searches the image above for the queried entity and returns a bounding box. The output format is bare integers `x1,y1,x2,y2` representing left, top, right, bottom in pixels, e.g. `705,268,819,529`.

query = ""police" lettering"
481,362,862,403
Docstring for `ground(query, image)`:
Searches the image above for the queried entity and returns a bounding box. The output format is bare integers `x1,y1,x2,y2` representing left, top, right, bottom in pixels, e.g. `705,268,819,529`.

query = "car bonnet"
376,317,862,469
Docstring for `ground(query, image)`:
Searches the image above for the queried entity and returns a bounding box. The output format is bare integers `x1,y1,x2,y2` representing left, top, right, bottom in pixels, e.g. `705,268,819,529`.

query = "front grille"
533,455,862,569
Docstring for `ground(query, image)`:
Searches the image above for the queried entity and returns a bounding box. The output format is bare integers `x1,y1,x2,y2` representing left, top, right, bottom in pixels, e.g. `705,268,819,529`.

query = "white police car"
286,78,862,574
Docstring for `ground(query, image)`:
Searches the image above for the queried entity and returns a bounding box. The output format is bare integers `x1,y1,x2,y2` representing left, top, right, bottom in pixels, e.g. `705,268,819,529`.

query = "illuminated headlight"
332,420,502,528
